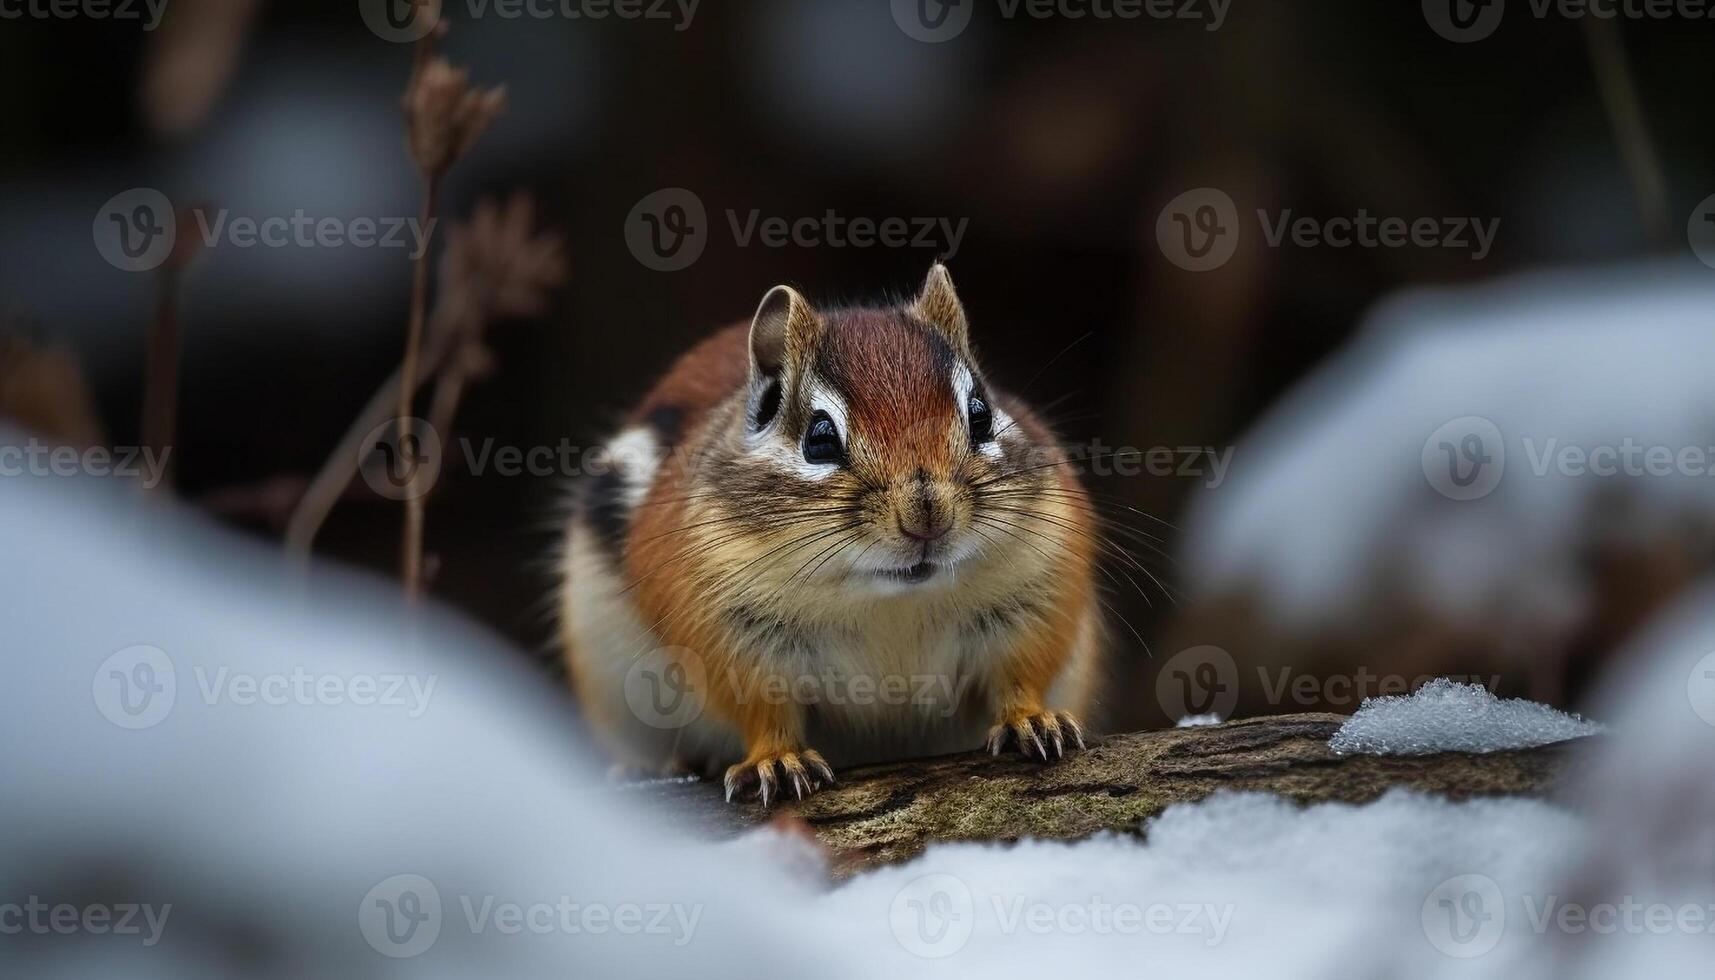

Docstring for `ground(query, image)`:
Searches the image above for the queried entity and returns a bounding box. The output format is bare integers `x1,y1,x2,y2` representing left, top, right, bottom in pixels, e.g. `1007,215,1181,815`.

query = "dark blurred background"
3,0,1712,722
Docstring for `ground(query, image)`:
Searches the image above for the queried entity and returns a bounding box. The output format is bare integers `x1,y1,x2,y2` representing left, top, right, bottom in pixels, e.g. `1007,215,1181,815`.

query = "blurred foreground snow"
1,439,1711,977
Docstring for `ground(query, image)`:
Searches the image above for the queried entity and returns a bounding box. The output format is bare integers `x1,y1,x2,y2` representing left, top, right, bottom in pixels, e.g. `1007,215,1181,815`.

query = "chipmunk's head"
730,263,1053,596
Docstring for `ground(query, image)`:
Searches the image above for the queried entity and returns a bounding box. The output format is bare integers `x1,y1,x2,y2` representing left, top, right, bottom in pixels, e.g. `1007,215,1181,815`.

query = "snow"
820,789,1587,977
2,436,1711,978
1184,260,1715,631
1329,678,1604,756
1175,712,1224,727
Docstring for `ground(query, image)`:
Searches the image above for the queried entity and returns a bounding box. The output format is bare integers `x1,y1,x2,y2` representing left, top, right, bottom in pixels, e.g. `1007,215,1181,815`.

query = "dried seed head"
435,192,569,337
405,57,507,179
141,0,261,136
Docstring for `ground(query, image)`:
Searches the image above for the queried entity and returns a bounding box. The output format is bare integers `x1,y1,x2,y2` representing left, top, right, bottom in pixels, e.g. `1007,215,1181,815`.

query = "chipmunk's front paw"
987,709,1086,761
723,749,836,806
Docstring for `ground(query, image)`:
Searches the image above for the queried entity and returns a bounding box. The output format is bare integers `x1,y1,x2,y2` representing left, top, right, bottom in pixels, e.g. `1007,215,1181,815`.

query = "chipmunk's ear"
910,262,969,354
748,284,821,380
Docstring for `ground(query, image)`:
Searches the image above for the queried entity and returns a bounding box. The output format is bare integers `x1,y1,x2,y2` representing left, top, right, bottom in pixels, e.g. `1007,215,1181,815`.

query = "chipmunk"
558,264,1103,804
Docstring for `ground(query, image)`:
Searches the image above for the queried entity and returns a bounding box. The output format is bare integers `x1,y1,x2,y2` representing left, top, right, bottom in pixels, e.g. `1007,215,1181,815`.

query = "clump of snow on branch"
1329,678,1603,756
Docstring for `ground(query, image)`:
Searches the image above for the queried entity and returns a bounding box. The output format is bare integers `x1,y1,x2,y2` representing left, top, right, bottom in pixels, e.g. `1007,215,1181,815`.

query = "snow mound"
1185,260,1715,630
826,788,1587,977
1330,678,1603,756
1175,712,1224,728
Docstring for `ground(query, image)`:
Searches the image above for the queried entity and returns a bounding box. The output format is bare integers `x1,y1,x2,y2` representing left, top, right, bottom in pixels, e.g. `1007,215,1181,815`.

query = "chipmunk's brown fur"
559,265,1103,804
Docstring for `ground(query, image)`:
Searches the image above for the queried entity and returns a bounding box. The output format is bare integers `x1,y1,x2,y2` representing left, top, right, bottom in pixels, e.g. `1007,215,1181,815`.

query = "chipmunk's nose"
897,473,954,542
898,512,951,543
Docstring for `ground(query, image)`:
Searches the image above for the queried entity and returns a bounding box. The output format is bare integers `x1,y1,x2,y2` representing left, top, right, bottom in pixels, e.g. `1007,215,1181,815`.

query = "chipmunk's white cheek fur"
808,384,850,441
742,384,851,481
979,412,1012,462
605,427,662,508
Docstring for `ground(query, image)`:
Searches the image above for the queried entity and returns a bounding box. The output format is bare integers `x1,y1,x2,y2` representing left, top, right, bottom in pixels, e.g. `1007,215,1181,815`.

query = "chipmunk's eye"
968,394,994,445
803,411,845,466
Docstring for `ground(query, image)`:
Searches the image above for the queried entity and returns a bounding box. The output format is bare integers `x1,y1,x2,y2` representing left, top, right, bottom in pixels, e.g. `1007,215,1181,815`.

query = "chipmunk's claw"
723,749,836,807
987,710,1085,762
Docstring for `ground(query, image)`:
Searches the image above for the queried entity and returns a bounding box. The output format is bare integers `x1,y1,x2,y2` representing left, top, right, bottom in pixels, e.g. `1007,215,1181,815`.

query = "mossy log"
629,714,1589,876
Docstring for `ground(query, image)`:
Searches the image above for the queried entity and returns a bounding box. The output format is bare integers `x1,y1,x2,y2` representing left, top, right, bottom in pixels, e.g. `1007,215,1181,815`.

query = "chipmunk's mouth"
877,560,936,585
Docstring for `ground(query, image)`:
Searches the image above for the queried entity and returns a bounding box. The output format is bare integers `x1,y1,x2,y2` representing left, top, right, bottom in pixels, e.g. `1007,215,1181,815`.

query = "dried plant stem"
282,312,460,559
140,265,183,493
398,176,441,598
1583,17,1668,249
426,346,479,442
